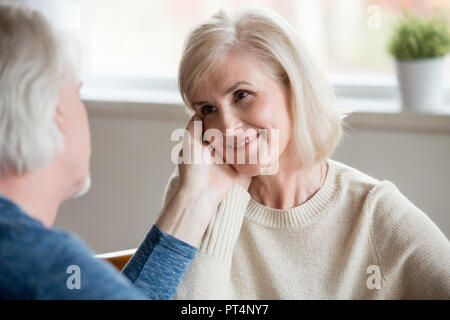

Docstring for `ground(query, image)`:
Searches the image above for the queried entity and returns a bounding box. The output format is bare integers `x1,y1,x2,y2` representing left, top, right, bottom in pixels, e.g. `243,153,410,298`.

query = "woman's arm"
368,181,450,299
161,168,251,299
122,116,251,299
121,179,224,299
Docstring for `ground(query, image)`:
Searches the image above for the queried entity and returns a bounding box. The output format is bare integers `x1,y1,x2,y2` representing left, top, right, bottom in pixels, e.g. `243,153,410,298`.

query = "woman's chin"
231,163,263,177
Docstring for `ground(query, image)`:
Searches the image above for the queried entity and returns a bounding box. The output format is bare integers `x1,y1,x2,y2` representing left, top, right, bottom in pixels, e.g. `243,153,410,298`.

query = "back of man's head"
0,1,67,179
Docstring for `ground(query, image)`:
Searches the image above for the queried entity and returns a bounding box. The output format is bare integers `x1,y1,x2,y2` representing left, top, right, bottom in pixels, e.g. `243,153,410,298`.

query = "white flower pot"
395,56,445,112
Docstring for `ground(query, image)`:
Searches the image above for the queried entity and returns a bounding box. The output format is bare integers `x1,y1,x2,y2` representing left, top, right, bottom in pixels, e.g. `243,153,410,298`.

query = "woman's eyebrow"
223,81,252,95
191,100,209,107
191,81,253,106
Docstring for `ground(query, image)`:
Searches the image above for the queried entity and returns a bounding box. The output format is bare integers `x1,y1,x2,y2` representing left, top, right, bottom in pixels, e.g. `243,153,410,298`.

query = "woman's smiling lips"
226,132,260,151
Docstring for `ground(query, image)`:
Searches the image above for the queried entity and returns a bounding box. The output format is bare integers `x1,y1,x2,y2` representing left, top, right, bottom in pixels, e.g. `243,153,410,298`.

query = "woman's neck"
249,148,327,210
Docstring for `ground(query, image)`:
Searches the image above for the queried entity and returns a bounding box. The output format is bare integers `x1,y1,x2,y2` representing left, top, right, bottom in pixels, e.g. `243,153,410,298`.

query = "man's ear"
54,104,66,133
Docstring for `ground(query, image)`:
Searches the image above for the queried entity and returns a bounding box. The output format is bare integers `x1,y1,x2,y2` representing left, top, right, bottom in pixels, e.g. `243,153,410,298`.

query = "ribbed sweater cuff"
199,184,251,264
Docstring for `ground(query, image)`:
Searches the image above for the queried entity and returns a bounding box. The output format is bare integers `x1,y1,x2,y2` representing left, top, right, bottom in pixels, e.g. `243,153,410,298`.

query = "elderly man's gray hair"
0,1,71,178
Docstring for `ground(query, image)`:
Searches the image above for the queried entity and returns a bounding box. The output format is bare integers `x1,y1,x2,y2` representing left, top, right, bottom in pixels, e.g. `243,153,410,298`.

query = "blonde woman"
162,8,450,299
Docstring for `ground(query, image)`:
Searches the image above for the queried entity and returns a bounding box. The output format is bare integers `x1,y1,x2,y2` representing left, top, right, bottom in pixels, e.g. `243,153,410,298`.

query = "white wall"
54,101,450,253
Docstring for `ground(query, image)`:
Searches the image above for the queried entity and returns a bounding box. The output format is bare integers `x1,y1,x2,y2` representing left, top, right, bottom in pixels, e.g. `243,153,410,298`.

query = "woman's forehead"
192,51,269,98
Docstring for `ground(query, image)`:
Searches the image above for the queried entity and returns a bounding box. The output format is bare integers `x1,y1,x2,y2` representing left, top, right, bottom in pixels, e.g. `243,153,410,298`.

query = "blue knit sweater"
0,194,197,299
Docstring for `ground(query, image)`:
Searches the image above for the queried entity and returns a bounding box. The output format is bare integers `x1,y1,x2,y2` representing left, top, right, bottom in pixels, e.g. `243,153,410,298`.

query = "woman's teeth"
231,134,259,149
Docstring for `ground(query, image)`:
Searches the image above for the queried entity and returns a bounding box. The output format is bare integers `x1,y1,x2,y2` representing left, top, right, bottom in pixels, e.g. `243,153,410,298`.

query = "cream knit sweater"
161,159,450,299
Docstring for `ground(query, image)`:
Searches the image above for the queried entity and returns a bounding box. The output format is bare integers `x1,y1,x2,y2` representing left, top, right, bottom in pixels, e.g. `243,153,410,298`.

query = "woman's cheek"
201,117,225,152
247,101,273,128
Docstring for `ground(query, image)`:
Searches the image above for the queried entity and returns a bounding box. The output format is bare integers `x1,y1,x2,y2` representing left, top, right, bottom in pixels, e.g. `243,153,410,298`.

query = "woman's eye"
234,90,250,102
201,105,216,115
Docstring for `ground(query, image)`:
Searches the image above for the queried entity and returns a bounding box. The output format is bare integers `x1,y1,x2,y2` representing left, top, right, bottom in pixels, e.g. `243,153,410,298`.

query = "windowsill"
337,96,450,115
82,87,184,106
82,87,450,134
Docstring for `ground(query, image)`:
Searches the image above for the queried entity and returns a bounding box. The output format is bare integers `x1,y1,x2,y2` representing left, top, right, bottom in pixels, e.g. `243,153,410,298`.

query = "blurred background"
17,0,450,253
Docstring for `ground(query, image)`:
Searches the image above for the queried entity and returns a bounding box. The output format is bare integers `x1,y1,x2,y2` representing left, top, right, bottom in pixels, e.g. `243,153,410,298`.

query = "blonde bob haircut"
178,7,345,168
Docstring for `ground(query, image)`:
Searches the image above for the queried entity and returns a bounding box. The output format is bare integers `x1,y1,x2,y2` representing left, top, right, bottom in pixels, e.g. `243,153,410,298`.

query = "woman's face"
191,50,293,176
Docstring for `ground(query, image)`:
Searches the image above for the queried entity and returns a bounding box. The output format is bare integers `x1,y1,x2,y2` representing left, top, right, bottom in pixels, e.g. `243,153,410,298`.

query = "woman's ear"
54,104,66,133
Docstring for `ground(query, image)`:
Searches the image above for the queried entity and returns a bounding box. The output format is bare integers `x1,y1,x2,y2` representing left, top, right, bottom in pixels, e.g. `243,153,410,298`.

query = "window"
21,0,450,99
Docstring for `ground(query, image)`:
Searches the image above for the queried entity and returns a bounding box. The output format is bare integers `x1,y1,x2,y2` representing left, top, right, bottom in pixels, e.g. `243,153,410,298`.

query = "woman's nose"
217,107,243,136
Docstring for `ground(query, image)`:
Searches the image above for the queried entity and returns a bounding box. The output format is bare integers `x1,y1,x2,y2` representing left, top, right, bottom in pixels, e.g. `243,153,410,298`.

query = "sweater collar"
244,158,340,228
0,193,45,228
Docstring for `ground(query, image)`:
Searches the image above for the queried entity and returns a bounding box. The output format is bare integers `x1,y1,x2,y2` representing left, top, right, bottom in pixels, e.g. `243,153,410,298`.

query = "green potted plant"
388,13,450,112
